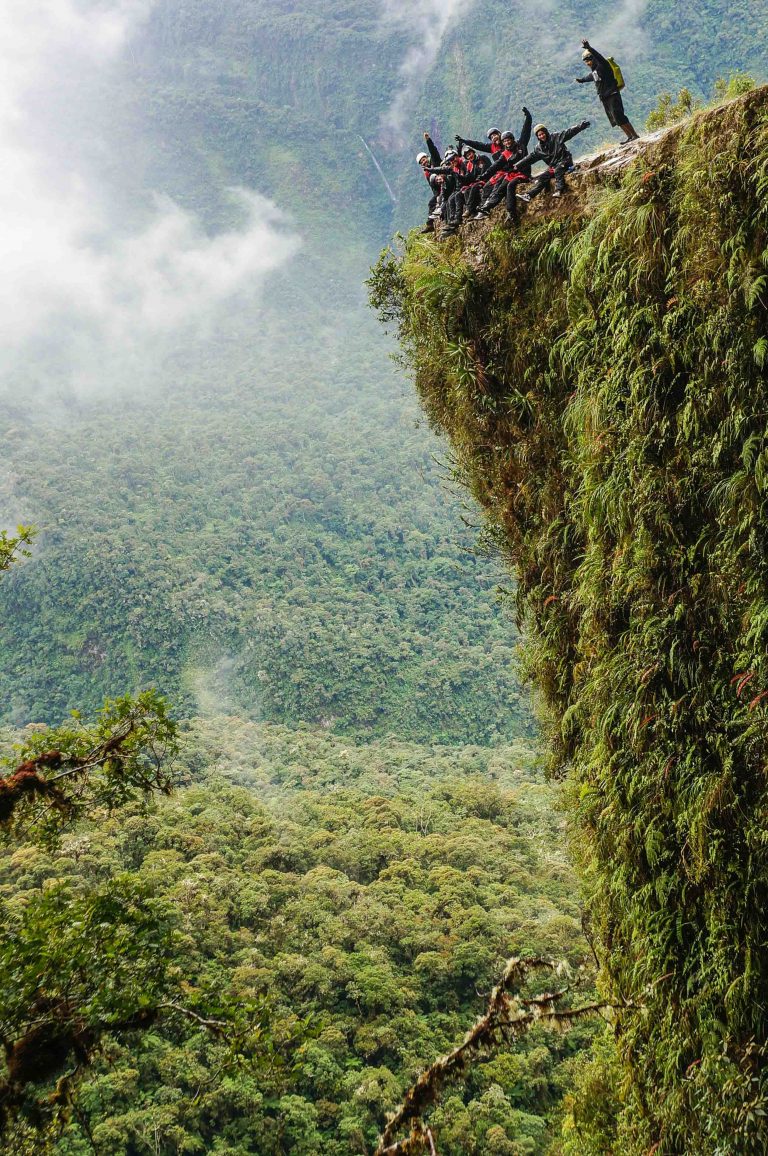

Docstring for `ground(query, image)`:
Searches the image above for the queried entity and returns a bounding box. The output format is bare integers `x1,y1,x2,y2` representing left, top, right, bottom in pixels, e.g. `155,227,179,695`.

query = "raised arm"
424,133,442,166
518,107,533,152
581,40,609,69
562,119,590,143
456,135,494,154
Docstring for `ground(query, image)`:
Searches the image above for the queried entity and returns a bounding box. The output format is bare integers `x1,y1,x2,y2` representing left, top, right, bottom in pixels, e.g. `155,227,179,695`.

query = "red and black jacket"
458,136,504,157
458,108,532,161
425,155,467,195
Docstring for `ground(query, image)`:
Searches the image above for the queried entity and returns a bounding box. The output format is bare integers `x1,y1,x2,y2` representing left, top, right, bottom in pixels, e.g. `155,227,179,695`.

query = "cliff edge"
370,86,768,1152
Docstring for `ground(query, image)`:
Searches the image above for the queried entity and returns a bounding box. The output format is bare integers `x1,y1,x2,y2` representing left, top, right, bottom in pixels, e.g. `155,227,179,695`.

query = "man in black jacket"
516,120,590,200
461,151,491,219
455,126,504,158
423,149,467,234
417,131,446,233
576,39,639,143
473,114,534,223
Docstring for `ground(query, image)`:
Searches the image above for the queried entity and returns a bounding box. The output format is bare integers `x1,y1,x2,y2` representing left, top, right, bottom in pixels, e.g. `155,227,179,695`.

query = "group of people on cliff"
416,39,639,236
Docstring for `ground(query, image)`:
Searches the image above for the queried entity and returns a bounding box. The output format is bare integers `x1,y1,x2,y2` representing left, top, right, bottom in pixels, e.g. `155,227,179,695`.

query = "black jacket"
424,135,442,166
461,155,488,185
425,157,470,189
576,43,619,100
482,115,535,181
458,109,531,158
520,121,589,170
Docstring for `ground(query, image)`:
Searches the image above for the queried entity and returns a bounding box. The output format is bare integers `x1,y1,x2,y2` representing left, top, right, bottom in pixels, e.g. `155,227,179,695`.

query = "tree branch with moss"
375,956,610,1155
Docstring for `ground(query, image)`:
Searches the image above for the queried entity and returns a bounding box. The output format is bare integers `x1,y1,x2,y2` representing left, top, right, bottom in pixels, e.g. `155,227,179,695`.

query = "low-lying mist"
1,0,300,401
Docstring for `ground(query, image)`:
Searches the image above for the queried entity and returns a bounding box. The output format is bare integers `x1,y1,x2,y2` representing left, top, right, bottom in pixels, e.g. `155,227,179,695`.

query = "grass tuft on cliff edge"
370,87,768,1153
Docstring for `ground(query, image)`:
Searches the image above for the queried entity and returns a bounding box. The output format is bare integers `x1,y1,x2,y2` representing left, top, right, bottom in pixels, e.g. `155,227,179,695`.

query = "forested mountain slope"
371,87,768,1151
3,3,768,1154
3,0,767,737
0,375,534,742
2,718,594,1155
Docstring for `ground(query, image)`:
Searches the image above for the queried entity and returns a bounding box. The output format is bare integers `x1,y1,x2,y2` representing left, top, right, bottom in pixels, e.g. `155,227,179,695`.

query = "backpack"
607,56,626,90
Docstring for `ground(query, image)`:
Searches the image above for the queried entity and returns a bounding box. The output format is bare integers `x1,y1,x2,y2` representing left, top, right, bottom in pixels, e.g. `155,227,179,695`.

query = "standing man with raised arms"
576,38,639,144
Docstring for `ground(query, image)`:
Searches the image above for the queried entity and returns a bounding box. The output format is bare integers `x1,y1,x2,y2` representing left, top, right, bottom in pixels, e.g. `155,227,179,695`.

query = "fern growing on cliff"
370,87,768,1154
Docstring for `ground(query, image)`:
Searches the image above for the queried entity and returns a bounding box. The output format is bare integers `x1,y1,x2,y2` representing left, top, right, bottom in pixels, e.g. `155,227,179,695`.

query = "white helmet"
444,148,458,160
416,151,429,163
487,127,501,139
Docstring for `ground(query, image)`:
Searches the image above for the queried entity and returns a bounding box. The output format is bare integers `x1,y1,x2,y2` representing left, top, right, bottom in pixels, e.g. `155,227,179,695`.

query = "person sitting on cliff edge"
417,131,444,233
575,38,639,144
516,120,590,201
423,148,466,235
472,113,534,225
455,126,505,158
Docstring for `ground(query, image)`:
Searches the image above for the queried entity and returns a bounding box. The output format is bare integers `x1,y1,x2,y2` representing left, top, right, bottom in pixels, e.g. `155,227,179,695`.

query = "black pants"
464,184,485,216
602,90,626,128
529,163,568,196
425,175,441,223
447,189,466,224
481,176,524,218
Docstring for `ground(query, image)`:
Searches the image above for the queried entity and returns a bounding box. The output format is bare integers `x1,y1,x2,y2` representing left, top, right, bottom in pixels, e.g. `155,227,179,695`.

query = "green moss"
370,88,768,1151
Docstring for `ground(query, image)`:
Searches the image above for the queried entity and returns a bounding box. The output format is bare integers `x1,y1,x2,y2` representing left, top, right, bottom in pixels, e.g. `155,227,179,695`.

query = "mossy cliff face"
371,89,768,1152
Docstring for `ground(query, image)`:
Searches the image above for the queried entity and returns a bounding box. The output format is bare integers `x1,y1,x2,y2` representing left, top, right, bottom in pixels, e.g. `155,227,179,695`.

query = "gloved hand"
582,120,591,129
581,37,590,47
455,135,463,145
522,106,530,116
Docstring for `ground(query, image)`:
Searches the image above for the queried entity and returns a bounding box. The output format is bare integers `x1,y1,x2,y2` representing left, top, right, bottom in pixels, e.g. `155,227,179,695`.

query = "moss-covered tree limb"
0,691,177,839
375,956,607,1155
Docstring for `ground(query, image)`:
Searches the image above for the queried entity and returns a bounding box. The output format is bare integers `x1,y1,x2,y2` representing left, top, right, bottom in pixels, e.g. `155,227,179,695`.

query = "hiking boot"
551,189,562,198
420,221,435,233
516,192,531,203
472,211,487,220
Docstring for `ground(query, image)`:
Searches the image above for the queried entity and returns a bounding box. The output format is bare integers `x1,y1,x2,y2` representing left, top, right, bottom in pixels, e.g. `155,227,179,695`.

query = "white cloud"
593,0,650,60
379,0,476,146
0,0,299,397
0,186,298,349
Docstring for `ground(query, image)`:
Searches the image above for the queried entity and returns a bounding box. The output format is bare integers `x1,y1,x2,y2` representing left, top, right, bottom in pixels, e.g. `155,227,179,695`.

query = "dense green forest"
0,367,534,743
371,86,768,1150
5,2,768,1153
3,0,768,739
1,715,596,1154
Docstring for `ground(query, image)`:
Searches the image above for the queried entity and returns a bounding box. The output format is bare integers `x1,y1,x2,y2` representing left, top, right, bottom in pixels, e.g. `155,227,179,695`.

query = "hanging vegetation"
370,86,768,1152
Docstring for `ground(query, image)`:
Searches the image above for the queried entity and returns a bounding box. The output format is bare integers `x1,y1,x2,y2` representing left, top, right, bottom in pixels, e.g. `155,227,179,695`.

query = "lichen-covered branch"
375,956,607,1154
